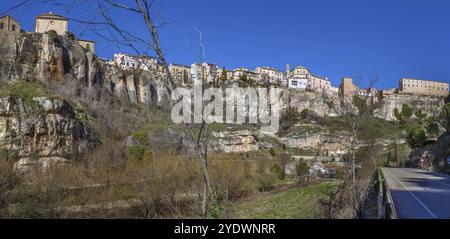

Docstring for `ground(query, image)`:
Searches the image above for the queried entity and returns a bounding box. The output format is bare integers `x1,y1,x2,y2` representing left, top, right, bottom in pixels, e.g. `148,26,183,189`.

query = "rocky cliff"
0,31,169,107
0,31,447,162
0,95,96,170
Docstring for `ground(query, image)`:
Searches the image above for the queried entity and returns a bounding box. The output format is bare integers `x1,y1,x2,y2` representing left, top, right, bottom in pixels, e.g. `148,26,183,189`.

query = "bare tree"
6,0,216,217
336,74,382,218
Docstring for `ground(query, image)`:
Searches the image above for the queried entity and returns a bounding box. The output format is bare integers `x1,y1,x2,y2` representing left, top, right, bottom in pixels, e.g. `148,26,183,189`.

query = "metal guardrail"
378,169,398,219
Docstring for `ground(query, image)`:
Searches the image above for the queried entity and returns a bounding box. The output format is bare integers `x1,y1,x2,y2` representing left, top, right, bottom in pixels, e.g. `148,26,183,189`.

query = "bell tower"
286,64,291,76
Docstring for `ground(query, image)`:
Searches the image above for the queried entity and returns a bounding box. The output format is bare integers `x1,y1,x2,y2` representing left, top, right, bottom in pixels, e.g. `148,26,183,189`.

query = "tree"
406,125,427,148
401,104,413,119
269,148,276,157
219,67,227,82
440,103,450,132
31,0,216,218
270,164,285,180
394,108,402,122
344,94,374,185
239,73,248,82
358,117,384,170
276,152,291,179
209,159,244,218
336,74,383,218
296,160,310,183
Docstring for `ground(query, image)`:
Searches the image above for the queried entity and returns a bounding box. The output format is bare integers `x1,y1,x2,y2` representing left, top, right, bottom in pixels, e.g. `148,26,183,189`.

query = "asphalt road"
382,168,450,219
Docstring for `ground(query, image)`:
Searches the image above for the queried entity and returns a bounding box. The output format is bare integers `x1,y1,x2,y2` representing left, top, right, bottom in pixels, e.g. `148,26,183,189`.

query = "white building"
328,86,340,95
286,66,309,90
288,75,308,90
286,66,336,93
113,53,158,71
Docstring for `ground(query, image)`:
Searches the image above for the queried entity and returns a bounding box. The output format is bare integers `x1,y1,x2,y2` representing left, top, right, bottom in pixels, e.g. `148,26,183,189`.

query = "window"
12,24,16,31
0,23,3,30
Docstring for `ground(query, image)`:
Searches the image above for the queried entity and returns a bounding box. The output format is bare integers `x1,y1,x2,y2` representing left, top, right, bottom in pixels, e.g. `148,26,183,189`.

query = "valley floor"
231,180,342,219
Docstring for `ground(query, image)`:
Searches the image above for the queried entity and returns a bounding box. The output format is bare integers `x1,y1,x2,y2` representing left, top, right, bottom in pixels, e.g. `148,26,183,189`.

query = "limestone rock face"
0,96,96,167
281,90,343,118
210,130,262,153
375,94,445,121
0,31,169,108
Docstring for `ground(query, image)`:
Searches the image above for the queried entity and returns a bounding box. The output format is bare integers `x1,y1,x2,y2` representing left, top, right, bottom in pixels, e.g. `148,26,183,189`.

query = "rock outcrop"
0,31,169,108
0,96,96,170
0,31,447,161
375,94,445,121
408,133,450,172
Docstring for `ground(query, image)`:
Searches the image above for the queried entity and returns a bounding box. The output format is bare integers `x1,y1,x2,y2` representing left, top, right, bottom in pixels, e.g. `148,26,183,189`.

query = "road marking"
384,169,438,219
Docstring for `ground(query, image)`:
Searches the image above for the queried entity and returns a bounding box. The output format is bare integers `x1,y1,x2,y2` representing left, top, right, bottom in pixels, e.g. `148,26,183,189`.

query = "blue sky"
3,0,450,89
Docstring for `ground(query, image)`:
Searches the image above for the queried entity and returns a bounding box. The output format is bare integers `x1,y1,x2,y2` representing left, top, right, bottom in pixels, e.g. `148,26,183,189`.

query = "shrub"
281,107,301,123
406,125,427,148
47,30,59,43
132,130,148,145
296,161,310,179
269,148,276,157
256,176,274,192
270,164,285,180
440,103,450,132
401,104,413,119
126,145,146,161
300,108,309,120
415,110,426,120
65,31,76,41
394,108,402,122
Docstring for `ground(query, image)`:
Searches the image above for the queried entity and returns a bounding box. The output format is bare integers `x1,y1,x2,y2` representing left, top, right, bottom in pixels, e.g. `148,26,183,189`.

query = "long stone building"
399,78,449,96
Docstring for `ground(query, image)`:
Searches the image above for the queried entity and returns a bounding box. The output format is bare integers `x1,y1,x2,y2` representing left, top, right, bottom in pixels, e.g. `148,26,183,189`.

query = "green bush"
401,104,413,119
415,110,426,120
269,148,276,157
126,145,146,161
406,125,427,148
440,103,450,132
296,161,309,178
270,164,285,180
256,176,274,192
132,130,148,145
394,108,402,122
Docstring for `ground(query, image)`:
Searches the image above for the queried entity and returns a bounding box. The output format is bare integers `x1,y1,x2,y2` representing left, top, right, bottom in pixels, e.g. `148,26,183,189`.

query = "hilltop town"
1,12,448,98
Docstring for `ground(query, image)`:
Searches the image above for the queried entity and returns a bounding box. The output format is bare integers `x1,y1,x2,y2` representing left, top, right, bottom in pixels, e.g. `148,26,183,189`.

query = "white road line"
384,169,438,219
